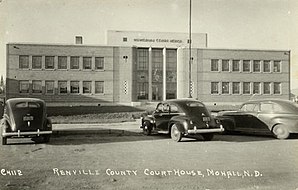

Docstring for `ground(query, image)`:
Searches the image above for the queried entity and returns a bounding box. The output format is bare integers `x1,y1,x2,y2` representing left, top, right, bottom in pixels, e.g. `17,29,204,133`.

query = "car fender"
168,115,189,133
141,115,156,128
1,115,12,132
269,116,297,132
215,115,236,130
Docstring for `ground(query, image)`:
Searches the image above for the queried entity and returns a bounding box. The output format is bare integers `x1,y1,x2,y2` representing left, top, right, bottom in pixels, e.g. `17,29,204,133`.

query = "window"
58,81,67,94
123,37,127,42
32,56,42,69
45,81,54,94
222,60,229,71
70,56,80,69
211,82,219,94
58,56,67,69
222,82,229,94
45,56,54,69
273,82,281,94
170,104,179,113
19,55,29,69
232,60,240,72
83,57,92,70
253,82,261,94
19,80,29,93
70,81,80,94
263,60,271,72
211,59,219,71
243,60,250,72
240,103,257,112
75,36,83,44
253,60,261,72
83,81,92,94
243,82,251,94
137,83,148,99
32,80,42,93
260,103,273,112
95,81,104,94
232,82,240,94
95,57,104,70
273,61,281,72
263,82,271,94
137,49,149,70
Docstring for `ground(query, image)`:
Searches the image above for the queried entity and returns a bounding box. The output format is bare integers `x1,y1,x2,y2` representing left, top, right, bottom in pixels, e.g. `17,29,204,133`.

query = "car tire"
272,125,289,139
142,121,152,136
202,133,214,141
1,122,7,145
170,124,182,142
1,136,7,145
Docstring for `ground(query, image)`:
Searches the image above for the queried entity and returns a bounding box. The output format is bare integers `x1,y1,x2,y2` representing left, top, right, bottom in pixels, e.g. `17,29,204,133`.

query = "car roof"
6,98,45,104
160,99,204,105
245,99,293,105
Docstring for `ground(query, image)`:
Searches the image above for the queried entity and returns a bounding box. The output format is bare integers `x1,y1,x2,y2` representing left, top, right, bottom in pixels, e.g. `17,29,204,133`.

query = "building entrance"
135,48,177,101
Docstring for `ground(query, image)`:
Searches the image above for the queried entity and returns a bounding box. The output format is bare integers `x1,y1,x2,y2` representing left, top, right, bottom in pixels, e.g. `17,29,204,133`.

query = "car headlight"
189,120,193,125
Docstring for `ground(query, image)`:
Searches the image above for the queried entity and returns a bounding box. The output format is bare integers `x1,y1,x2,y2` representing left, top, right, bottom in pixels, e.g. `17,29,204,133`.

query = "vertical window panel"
95,81,104,94
19,55,29,69
58,56,67,69
32,80,42,93
32,56,42,69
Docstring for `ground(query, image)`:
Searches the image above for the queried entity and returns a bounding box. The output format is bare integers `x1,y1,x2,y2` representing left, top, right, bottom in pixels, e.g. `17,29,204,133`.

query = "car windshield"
186,102,210,116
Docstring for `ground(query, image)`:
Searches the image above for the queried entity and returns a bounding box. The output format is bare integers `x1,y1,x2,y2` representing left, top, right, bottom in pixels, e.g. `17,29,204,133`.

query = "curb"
52,129,143,136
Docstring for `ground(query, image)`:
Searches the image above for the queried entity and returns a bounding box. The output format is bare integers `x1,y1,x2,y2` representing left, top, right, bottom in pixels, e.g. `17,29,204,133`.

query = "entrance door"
152,84,162,101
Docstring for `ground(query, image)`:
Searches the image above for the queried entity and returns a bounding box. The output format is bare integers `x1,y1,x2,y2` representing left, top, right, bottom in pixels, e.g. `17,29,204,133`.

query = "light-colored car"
216,99,298,139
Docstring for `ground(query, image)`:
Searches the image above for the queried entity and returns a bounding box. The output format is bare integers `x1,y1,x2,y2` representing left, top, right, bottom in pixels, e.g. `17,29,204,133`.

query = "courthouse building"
6,30,291,106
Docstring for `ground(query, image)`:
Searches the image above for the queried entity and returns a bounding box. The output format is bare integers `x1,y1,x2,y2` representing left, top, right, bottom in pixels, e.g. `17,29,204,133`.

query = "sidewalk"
52,119,142,135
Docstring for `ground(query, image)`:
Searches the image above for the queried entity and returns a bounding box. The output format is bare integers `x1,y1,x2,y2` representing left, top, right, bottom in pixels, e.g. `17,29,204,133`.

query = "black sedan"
140,99,224,142
216,99,298,139
1,98,52,145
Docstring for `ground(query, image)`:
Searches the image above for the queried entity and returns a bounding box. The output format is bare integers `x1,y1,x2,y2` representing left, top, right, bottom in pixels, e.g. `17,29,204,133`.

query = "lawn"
47,104,239,124
47,105,149,124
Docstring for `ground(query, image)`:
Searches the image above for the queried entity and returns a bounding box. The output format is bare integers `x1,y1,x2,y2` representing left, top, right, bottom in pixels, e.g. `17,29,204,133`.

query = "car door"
232,103,257,132
255,103,280,134
153,103,172,131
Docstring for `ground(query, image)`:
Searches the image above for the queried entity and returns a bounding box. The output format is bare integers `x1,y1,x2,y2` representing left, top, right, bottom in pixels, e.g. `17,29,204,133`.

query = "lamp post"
188,0,192,98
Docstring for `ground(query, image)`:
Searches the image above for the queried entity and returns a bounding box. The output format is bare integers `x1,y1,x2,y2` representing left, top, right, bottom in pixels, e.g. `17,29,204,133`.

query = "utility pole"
188,0,192,98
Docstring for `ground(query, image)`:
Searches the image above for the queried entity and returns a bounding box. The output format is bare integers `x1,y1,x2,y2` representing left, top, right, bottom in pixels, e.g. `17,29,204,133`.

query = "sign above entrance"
133,38,183,44
107,30,207,48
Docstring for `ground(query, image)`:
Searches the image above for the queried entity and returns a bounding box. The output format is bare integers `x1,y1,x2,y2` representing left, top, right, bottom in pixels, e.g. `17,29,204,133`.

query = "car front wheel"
171,124,182,142
142,121,152,136
272,125,289,139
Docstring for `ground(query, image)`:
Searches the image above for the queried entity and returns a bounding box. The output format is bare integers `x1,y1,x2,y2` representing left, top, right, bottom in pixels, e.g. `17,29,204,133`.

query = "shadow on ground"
5,131,298,146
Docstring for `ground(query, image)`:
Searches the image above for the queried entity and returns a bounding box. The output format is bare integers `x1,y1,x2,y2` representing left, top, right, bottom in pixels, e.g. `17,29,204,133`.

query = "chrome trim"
3,130,52,137
187,125,224,134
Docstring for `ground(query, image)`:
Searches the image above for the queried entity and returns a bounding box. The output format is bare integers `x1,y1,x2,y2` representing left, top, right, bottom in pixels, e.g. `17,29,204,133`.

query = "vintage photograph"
0,0,298,189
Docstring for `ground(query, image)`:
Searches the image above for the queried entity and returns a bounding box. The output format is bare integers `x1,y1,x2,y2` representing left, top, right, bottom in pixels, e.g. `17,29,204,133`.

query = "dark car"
216,99,298,139
0,98,52,145
140,99,224,142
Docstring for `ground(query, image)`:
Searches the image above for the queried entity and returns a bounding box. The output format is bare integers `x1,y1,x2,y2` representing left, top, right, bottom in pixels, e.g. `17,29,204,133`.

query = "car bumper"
2,130,52,137
187,125,224,134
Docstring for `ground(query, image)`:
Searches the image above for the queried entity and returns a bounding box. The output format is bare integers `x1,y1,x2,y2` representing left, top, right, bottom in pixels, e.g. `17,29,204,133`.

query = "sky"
0,0,297,89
